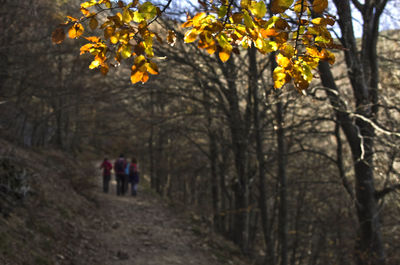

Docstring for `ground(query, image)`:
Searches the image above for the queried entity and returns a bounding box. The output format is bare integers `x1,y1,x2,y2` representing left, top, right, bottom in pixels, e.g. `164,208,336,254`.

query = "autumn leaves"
52,0,337,91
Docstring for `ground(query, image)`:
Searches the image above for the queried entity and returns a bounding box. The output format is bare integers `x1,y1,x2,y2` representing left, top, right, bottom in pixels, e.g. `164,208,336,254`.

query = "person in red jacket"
100,158,112,193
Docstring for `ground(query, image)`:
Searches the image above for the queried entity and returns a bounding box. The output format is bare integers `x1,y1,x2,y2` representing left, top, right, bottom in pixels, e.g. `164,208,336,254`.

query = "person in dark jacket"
129,157,140,196
100,158,112,193
114,154,127,196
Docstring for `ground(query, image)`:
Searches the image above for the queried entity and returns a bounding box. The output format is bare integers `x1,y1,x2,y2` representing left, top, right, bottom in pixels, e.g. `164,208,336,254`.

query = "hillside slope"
0,140,250,265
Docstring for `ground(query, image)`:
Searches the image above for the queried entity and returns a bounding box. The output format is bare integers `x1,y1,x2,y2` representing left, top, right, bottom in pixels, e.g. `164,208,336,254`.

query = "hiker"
100,158,112,193
124,159,131,194
129,158,140,196
114,154,127,196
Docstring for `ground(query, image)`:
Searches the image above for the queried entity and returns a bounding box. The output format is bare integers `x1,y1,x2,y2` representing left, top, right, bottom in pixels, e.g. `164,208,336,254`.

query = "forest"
1,0,400,265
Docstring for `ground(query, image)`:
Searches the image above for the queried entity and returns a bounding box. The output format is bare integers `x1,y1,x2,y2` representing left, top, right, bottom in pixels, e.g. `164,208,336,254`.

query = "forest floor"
76,179,249,265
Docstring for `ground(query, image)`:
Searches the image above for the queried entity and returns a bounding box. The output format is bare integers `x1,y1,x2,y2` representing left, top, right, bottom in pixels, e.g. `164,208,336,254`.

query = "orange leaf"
219,49,231,62
206,44,217,55
67,16,78,22
52,28,65,44
181,20,193,28
141,72,149,83
68,23,84,39
85,36,101,43
80,43,93,55
260,28,278,38
131,69,144,84
146,61,159,75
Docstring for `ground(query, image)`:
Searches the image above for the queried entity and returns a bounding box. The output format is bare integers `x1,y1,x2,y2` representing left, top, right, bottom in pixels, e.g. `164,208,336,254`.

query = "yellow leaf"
240,0,250,8
184,29,198,43
134,55,147,68
281,43,295,58
243,11,254,29
68,23,84,39
306,47,320,58
217,34,232,51
276,53,291,68
104,0,112,8
89,59,100,69
293,0,304,14
192,12,206,27
218,6,228,19
110,34,119,44
123,9,133,23
52,28,65,44
133,11,145,23
80,7,91,17
219,49,231,62
138,2,158,20
89,18,98,30
270,0,294,14
313,0,328,14
273,67,288,89
81,2,91,9
121,45,132,59
249,1,267,19
301,64,313,82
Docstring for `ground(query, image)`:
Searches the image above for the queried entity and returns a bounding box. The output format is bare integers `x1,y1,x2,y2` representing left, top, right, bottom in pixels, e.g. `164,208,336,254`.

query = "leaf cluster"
52,0,339,90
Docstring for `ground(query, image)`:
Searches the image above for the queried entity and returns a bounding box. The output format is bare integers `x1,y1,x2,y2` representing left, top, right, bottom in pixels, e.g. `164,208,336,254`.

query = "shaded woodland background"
1,1,400,265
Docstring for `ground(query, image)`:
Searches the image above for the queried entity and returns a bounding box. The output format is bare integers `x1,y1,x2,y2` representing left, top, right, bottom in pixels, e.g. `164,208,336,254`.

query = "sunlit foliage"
52,0,338,91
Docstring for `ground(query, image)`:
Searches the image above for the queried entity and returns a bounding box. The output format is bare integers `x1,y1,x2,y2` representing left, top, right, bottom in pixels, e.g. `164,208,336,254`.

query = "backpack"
125,163,130,175
115,159,125,173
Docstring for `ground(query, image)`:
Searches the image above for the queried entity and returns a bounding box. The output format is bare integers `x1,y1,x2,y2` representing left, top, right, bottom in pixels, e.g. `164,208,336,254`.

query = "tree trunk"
249,46,275,264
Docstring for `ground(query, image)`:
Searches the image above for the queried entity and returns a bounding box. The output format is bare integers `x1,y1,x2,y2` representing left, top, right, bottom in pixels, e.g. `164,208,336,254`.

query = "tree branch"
375,184,400,200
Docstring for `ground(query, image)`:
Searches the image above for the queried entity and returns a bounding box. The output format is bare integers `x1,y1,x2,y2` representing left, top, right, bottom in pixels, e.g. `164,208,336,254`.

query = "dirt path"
75,180,241,265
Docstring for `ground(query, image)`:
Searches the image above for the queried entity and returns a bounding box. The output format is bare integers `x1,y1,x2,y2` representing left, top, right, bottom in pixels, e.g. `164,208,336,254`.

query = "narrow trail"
79,180,232,265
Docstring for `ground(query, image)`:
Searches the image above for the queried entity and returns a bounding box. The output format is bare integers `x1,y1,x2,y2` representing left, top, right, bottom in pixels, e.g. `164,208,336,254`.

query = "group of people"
100,154,140,196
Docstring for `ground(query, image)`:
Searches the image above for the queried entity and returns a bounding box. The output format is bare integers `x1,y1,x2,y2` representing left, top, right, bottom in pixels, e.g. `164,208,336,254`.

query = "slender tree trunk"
248,46,275,264
149,87,156,190
276,97,288,265
219,57,250,253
